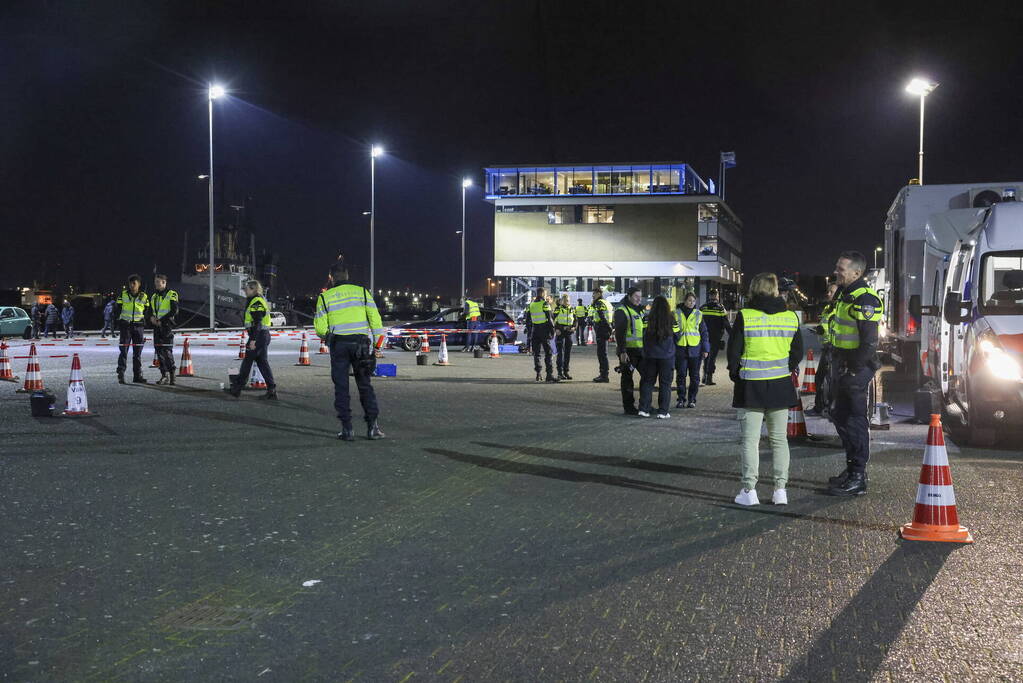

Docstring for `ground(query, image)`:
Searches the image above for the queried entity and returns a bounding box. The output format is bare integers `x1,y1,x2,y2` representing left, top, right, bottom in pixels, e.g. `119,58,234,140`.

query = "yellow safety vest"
739,308,799,380
118,289,148,323
589,298,611,323
244,295,271,330
574,305,588,319
618,303,645,348
466,299,481,319
555,305,574,326
820,301,837,346
314,284,384,339
151,289,178,320
674,308,703,347
528,300,551,324
830,286,883,350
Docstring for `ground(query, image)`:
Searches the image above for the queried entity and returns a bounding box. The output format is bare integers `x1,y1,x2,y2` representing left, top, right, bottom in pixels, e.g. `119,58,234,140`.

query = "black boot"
545,373,560,383
367,421,385,440
535,371,542,382
338,425,355,441
259,388,278,400
828,468,851,486
564,372,573,380
704,375,715,386
168,371,175,386
117,372,126,385
156,373,167,385
592,375,609,383
225,383,242,398
828,471,867,496
132,374,148,384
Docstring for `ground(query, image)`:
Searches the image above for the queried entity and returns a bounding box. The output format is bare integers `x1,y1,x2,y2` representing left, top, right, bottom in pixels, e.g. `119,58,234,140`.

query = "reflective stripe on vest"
118,289,148,323
151,289,178,319
831,286,884,350
555,306,574,326
466,299,481,319
700,303,727,317
528,300,550,324
574,305,588,318
244,295,271,329
589,299,611,323
619,303,644,348
316,284,377,337
739,308,798,380
674,308,702,347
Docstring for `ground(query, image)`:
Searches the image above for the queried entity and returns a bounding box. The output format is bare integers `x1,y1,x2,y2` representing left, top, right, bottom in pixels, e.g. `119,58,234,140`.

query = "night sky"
3,1,1022,298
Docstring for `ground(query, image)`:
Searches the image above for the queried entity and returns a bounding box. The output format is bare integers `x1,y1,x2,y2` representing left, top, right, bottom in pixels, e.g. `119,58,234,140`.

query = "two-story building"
486,161,742,310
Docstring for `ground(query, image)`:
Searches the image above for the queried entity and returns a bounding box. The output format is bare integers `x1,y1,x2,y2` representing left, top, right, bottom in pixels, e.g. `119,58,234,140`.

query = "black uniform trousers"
116,323,145,377
555,331,573,375
153,326,176,374
531,324,554,375
674,349,702,402
832,364,873,474
595,323,611,378
330,339,379,426
620,348,643,411
236,329,276,390
574,320,586,345
812,346,833,413
703,337,723,380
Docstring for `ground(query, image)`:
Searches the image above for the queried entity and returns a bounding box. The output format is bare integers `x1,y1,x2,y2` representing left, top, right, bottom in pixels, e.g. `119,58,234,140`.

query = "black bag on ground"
30,390,56,417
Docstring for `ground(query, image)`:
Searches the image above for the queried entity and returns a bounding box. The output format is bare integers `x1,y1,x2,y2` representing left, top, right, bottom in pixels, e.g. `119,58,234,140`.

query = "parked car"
0,306,32,339
268,311,288,327
385,307,518,351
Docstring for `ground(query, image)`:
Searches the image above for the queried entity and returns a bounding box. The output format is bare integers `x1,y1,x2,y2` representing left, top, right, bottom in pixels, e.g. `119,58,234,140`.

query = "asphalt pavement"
2,332,1022,682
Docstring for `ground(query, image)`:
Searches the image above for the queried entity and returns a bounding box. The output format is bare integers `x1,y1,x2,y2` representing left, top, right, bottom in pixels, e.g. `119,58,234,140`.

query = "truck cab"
929,200,1023,444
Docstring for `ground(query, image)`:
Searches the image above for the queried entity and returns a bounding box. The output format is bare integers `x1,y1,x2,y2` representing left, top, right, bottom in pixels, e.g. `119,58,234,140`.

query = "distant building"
486,162,741,309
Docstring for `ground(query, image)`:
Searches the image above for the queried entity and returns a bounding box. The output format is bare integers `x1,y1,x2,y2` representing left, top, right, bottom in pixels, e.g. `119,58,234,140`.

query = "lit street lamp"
874,245,882,270
461,177,472,300
905,77,938,184
370,145,383,294
207,83,225,329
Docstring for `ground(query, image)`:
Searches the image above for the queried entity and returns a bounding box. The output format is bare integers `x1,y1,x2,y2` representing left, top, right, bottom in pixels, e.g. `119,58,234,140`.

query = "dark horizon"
3,1,1022,298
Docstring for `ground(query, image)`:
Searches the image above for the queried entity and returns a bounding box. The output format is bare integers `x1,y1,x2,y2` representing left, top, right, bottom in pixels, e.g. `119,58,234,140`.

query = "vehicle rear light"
508,320,516,329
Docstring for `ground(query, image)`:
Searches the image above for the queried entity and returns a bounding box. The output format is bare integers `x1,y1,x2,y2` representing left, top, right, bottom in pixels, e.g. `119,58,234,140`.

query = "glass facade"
486,163,708,198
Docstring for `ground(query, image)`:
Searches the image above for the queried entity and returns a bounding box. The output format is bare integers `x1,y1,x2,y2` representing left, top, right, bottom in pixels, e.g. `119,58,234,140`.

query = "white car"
268,311,287,327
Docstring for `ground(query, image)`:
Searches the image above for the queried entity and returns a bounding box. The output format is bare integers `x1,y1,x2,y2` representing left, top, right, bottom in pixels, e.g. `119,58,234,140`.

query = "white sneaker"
637,411,651,417
656,413,670,419
734,488,760,506
772,489,788,505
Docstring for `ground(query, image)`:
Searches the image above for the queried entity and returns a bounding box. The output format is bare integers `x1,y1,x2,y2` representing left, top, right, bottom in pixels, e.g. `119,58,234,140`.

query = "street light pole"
370,145,383,295
461,178,472,300
905,78,938,184
207,84,225,330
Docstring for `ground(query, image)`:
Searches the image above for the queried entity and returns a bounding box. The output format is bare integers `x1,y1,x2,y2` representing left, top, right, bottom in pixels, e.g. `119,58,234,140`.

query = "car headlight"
979,334,1022,382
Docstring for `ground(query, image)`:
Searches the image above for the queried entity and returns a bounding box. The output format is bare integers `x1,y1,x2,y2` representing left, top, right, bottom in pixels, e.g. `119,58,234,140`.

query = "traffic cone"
238,337,246,360
62,353,92,417
178,338,195,376
374,334,386,358
16,343,44,393
0,340,18,382
249,364,267,390
295,333,311,366
786,399,809,440
150,352,161,368
420,333,431,354
800,349,817,395
318,338,329,354
900,414,973,543
489,330,500,358
586,324,595,345
434,334,451,366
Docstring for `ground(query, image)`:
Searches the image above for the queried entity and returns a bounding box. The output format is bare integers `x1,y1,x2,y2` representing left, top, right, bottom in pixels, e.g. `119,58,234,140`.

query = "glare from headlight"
986,349,1022,381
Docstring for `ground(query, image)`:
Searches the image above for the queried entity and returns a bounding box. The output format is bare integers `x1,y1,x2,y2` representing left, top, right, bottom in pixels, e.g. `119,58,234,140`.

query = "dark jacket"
673,306,711,357
613,302,645,355
833,277,881,373
699,300,732,342
727,294,803,409
60,304,74,325
45,304,59,324
642,323,679,359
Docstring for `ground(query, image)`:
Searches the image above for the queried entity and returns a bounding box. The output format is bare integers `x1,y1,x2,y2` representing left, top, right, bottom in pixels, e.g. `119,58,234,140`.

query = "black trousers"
595,326,610,378
812,346,833,413
703,338,723,379
575,321,586,345
639,357,673,414
330,340,378,426
117,323,145,376
832,365,873,473
153,327,176,374
531,334,554,375
556,332,573,374
236,330,276,390
674,349,701,402
620,348,643,410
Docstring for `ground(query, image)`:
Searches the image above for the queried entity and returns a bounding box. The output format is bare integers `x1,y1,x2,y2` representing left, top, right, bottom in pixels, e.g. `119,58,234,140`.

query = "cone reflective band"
434,334,451,366
586,325,595,345
489,330,500,358
0,340,18,381
296,333,311,366
249,364,267,389
178,338,195,376
420,333,430,353
238,337,246,360
17,343,44,392
800,349,817,395
63,353,91,416
318,338,329,354
786,400,808,439
900,414,973,543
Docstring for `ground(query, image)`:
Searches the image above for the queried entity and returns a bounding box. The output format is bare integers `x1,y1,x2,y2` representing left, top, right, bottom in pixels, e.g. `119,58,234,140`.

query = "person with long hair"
638,296,678,418
727,272,803,505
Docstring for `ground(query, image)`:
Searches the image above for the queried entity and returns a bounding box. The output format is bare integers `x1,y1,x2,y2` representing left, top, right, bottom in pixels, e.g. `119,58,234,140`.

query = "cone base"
62,410,95,418
0,376,19,382
900,523,973,544
295,362,311,366
433,361,451,366
178,371,194,377
16,387,44,393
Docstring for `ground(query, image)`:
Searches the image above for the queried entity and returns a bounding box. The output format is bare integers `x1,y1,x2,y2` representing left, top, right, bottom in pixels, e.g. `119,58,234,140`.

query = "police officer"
115,274,149,384
828,251,883,496
525,286,557,382
807,282,838,416
554,294,576,380
674,291,709,409
149,274,179,385
699,288,732,385
589,288,613,383
314,262,385,441
613,286,645,414
573,298,588,345
226,280,277,399
462,296,482,352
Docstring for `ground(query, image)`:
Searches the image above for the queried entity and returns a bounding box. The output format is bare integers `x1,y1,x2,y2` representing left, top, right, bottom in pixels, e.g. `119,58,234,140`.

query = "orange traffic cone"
420,333,431,354
16,343,44,393
178,338,195,376
434,334,451,366
0,340,18,381
900,414,973,543
150,352,161,368
786,399,809,440
586,324,595,345
489,330,500,358
374,333,386,358
249,364,267,390
62,353,92,417
318,338,329,354
800,349,817,395
296,333,311,366
238,337,246,360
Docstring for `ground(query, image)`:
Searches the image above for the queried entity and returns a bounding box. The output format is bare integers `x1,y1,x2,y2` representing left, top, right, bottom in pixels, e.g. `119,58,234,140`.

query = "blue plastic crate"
374,363,397,377
499,344,519,354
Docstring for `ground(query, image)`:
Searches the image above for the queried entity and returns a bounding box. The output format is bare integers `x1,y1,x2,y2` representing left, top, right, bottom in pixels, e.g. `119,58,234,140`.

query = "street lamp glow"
371,145,384,158
462,177,473,188
905,78,938,96
209,84,226,100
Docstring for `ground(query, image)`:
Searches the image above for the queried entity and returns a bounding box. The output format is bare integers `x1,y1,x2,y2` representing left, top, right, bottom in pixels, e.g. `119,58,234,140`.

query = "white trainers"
734,488,760,506
772,489,788,505
656,413,670,419
637,411,651,417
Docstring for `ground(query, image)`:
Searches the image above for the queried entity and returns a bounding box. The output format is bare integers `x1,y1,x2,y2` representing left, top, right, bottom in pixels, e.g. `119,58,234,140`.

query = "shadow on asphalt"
145,405,338,440
782,542,958,681
709,503,895,532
